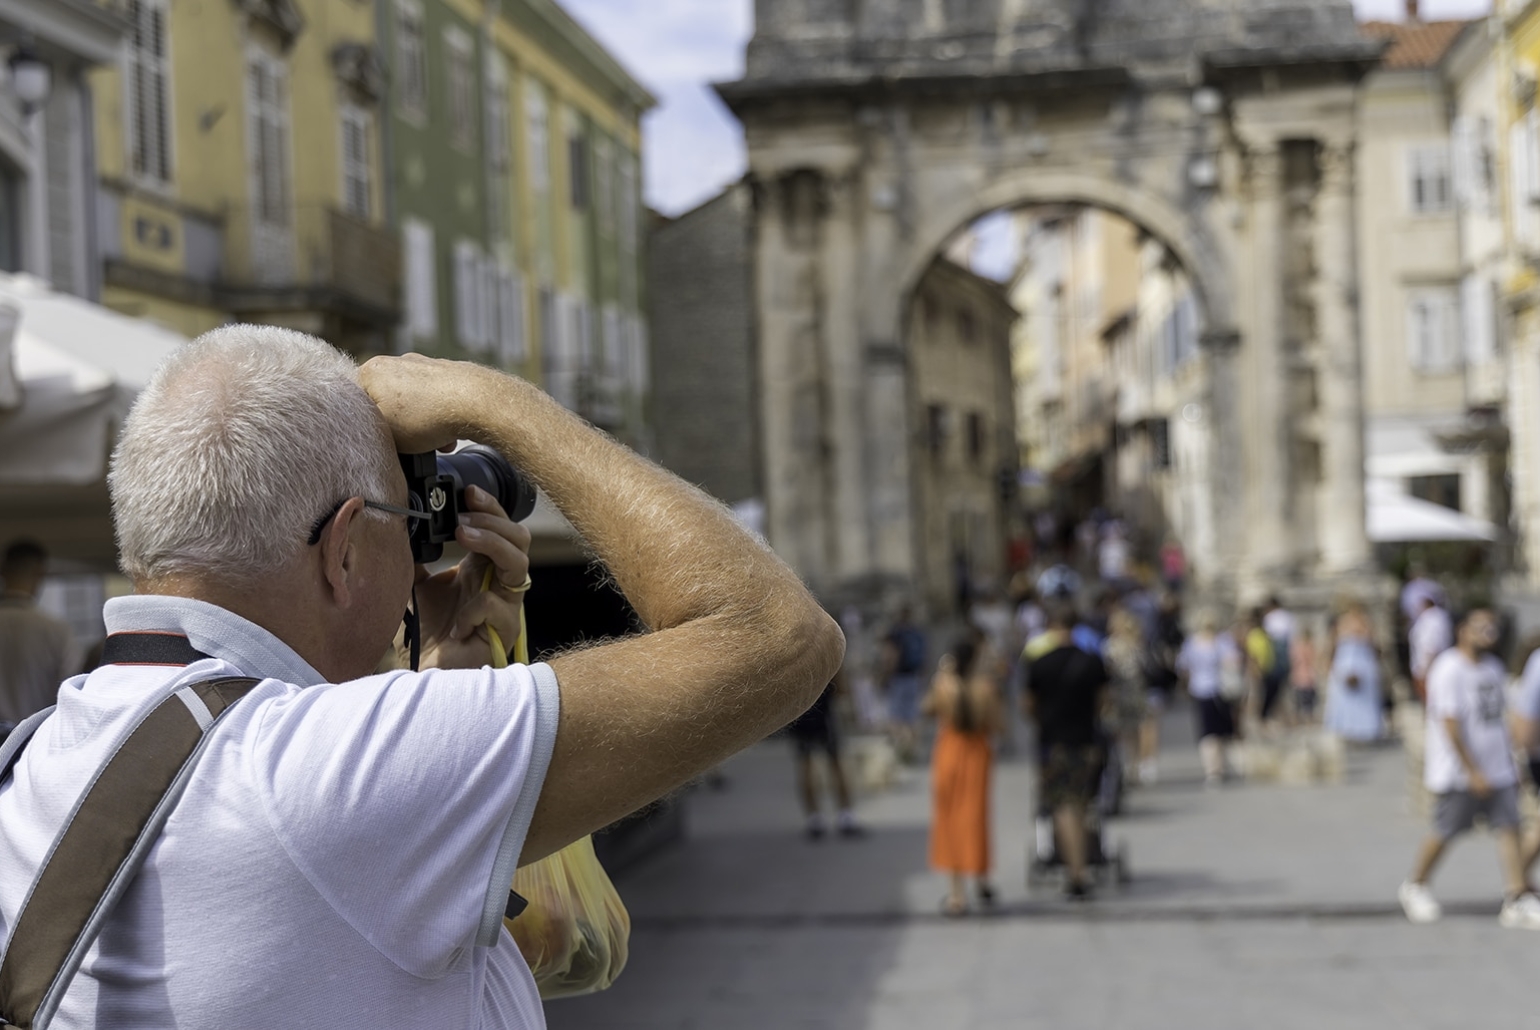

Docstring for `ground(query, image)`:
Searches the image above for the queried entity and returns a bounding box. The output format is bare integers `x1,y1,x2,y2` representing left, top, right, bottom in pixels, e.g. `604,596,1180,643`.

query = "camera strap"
0,636,258,1030
404,587,422,672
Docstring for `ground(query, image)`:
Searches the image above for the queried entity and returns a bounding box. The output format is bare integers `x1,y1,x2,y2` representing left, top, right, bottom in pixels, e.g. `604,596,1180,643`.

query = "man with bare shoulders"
0,326,843,1027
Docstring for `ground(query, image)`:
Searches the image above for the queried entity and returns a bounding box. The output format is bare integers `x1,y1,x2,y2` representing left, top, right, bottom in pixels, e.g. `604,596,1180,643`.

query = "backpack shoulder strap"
0,676,260,1030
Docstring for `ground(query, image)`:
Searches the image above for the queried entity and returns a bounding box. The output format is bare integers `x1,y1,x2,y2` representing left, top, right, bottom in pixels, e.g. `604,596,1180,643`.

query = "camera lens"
437,445,538,523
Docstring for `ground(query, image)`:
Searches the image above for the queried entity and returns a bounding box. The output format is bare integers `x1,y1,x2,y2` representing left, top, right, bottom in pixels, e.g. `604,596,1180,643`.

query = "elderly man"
0,326,843,1027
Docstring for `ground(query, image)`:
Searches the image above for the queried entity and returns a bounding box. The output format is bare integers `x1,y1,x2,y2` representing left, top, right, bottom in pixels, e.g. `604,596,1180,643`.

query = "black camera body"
400,445,538,564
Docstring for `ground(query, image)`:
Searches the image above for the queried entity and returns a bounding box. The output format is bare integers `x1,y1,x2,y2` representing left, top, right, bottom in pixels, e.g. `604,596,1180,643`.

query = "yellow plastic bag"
481,568,630,998
506,835,631,999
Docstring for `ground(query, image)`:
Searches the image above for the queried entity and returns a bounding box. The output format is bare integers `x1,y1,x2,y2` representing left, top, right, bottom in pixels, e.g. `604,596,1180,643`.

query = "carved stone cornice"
231,0,304,50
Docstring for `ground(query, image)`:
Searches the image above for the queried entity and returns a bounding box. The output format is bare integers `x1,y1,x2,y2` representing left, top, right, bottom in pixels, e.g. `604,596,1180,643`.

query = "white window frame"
1407,286,1460,374
339,104,373,220
125,0,174,188
1407,144,1453,215
525,79,549,194
403,218,438,341
444,27,475,152
395,0,428,119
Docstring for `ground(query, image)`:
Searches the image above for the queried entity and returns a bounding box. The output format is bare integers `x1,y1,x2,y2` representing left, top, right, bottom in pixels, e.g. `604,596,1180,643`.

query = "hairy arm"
361,356,845,863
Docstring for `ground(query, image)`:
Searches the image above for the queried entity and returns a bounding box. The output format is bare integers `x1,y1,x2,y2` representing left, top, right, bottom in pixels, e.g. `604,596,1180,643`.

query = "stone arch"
893,167,1236,339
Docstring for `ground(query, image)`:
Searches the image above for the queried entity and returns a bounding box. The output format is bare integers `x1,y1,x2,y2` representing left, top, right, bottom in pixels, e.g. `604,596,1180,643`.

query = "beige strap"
0,677,259,1030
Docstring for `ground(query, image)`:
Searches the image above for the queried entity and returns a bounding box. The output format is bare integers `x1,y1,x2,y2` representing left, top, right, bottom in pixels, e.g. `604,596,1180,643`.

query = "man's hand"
1469,769,1493,799
359,353,500,454
409,486,533,670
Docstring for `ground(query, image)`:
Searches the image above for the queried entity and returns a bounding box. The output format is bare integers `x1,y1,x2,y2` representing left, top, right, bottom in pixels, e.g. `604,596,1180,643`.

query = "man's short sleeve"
1425,654,1466,722
252,662,560,978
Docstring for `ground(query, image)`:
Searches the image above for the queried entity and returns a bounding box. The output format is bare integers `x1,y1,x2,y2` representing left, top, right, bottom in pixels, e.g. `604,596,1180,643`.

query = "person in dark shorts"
1024,604,1108,898
788,678,863,839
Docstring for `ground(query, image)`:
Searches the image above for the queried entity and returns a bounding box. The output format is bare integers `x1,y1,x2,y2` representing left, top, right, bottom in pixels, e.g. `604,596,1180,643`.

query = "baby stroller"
1026,734,1131,892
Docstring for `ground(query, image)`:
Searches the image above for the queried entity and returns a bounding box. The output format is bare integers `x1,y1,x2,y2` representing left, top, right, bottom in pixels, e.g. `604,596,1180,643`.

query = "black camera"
400,445,538,564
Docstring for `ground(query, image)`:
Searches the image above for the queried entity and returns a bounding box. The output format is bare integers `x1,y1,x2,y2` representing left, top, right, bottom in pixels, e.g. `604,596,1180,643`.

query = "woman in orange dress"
925,632,1004,916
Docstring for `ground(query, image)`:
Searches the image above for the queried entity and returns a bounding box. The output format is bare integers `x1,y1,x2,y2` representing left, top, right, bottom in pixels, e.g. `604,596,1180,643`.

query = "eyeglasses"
308,497,428,546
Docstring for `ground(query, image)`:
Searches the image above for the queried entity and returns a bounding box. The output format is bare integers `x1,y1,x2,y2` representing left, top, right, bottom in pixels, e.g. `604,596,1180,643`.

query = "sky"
560,0,1494,222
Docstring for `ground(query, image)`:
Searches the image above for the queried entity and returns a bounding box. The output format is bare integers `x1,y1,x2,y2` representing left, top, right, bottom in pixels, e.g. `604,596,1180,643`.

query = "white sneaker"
1399,881,1442,924
1499,892,1540,930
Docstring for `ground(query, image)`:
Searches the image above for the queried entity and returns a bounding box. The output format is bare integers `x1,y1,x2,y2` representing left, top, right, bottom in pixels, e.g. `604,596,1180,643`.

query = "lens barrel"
437,445,538,523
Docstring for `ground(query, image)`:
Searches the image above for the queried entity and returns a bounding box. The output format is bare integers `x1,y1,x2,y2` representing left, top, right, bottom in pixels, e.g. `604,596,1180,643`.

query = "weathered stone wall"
645,186,763,505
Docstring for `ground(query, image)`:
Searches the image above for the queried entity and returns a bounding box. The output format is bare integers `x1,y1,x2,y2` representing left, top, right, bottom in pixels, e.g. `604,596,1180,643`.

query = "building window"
618,153,637,252
594,137,615,234
247,52,290,228
1462,273,1496,364
1409,474,1462,512
126,0,173,186
525,80,549,194
926,404,947,458
966,412,986,464
485,57,511,239
339,105,372,220
1407,287,1460,373
402,218,437,341
454,239,491,352
496,267,526,365
1407,144,1452,215
395,0,427,118
444,28,475,151
957,306,977,344
568,130,590,211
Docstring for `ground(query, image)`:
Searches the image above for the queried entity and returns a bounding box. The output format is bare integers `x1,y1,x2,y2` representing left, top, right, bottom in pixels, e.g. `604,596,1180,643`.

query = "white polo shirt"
0,595,560,1029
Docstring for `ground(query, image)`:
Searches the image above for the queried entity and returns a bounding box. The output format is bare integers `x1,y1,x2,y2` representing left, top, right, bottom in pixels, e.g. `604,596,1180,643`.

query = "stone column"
1313,140,1371,574
1236,144,1292,590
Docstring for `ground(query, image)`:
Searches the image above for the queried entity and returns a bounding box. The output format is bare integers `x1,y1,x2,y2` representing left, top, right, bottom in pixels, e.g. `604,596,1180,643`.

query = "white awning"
1366,478,1498,544
0,274,186,486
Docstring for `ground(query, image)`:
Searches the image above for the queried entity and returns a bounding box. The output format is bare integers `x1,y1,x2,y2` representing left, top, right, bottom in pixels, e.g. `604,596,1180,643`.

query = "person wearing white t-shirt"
1510,642,1540,876
0,328,844,1027
1399,608,1540,930
1408,597,1453,704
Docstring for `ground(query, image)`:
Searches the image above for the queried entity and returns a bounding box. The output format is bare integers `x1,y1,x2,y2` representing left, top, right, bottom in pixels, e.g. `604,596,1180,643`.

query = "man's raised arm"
361,355,845,862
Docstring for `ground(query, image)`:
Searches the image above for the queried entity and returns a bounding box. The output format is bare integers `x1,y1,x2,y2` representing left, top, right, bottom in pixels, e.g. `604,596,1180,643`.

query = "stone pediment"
331,42,386,104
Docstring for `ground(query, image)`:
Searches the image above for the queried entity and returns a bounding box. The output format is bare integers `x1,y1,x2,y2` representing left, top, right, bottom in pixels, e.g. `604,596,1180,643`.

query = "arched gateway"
718,0,1384,605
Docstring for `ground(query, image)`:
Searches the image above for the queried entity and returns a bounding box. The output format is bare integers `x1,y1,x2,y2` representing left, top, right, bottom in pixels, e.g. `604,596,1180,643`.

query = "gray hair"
109,325,398,585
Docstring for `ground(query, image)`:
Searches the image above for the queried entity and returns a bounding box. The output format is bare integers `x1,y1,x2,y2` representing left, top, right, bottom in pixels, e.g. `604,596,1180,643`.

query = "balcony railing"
220,203,401,324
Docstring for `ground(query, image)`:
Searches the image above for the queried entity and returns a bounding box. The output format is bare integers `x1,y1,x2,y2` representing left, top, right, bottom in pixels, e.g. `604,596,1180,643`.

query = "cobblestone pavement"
546,708,1540,1029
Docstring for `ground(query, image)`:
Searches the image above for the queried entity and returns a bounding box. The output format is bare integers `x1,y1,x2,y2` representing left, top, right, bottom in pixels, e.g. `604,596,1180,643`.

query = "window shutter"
403,221,437,340
498,269,526,365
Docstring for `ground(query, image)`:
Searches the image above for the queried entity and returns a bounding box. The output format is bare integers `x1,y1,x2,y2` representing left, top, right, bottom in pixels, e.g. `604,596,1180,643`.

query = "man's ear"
319,497,367,609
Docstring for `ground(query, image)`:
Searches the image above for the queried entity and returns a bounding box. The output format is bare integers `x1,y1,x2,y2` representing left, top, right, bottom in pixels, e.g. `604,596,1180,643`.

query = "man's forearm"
1444,718,1483,781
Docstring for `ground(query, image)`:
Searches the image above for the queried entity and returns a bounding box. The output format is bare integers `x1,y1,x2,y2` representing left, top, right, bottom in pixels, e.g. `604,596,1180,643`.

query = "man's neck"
1458,643,1480,662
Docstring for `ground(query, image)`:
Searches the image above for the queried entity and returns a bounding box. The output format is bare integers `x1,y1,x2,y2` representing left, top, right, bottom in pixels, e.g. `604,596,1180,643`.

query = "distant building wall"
646,184,762,506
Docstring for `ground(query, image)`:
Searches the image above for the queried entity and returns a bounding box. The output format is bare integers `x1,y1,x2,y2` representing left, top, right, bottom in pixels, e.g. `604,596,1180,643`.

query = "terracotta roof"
1359,19,1472,70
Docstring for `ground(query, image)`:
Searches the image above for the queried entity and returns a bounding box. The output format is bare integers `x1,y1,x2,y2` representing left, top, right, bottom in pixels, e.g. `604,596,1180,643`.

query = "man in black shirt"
1025,604,1109,897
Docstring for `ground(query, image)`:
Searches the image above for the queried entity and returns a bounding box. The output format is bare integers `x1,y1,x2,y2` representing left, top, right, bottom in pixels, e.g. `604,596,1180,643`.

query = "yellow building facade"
92,0,399,349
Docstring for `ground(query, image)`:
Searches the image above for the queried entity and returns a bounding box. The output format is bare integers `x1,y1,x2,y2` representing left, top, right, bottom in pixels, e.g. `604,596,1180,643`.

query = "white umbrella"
1365,478,1498,544
0,275,187,565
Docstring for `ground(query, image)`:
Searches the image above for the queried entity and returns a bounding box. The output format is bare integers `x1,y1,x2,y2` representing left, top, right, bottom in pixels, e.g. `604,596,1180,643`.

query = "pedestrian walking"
1262,596,1295,725
1399,608,1540,930
1409,596,1453,705
787,676,863,840
1508,636,1540,876
1243,609,1278,729
1024,605,1109,899
881,605,928,762
1323,602,1384,743
0,540,81,729
1289,627,1321,724
1102,608,1147,788
1178,614,1240,785
925,634,1003,916
1138,592,1185,784
1159,536,1187,594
